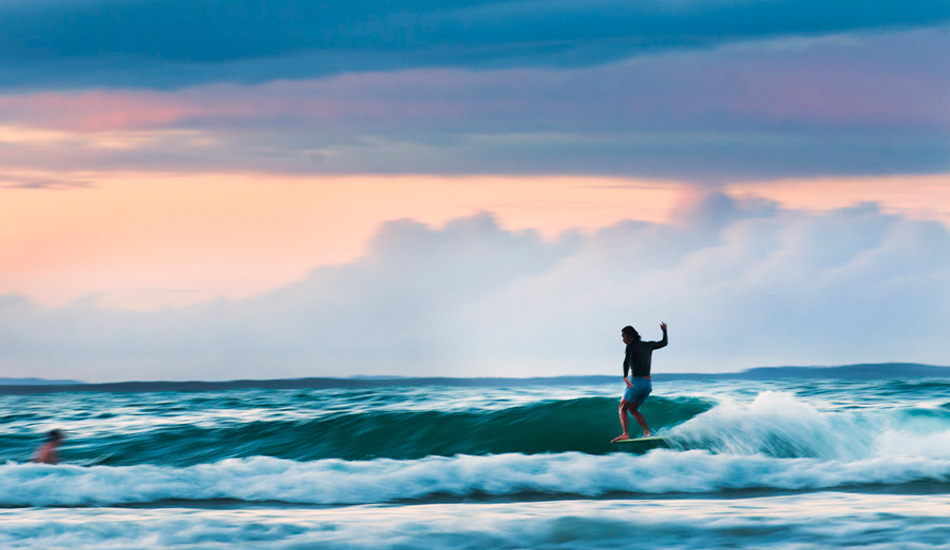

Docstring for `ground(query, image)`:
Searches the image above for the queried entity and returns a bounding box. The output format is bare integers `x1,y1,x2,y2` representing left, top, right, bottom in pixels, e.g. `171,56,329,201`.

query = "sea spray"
672,391,879,459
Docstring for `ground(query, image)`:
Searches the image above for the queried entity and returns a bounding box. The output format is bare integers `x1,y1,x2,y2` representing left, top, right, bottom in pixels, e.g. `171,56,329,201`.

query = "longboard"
612,435,667,443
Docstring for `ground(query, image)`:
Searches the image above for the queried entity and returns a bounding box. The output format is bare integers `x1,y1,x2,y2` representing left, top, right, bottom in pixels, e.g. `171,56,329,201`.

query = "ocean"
3,376,950,549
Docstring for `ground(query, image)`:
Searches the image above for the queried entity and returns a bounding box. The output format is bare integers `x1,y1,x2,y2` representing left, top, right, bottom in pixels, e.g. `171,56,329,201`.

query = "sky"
1,0,948,382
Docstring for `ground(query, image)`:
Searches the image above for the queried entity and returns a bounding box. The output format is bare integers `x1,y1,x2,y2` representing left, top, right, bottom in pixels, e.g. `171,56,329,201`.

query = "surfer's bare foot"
611,434,629,442
643,431,652,437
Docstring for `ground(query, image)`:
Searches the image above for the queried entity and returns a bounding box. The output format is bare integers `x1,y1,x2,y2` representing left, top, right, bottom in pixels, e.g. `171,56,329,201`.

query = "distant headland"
0,377,84,386
0,363,948,395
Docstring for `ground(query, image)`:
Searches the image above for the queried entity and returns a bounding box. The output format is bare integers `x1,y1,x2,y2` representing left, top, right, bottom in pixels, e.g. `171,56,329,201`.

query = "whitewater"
3,377,950,549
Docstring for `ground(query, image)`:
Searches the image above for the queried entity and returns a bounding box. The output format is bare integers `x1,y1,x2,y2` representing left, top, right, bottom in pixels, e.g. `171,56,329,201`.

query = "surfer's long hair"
621,326,640,340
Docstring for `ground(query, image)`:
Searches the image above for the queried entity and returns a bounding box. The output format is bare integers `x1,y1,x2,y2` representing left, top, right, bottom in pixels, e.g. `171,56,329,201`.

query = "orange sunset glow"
1,172,686,308
729,174,950,226
4,169,949,311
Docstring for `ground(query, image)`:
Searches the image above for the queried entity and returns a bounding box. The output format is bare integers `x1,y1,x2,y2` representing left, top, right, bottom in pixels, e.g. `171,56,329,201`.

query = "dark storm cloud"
2,0,949,88
1,24,946,182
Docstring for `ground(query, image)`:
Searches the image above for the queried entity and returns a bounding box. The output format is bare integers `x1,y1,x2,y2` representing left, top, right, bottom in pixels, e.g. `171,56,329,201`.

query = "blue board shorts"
623,377,652,406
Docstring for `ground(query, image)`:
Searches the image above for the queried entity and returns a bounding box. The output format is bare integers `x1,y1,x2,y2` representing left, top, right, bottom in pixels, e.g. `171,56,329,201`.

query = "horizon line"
1,362,948,394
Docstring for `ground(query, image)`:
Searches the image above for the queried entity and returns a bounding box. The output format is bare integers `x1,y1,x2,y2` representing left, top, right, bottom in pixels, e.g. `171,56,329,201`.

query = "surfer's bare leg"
611,400,631,442
630,402,651,437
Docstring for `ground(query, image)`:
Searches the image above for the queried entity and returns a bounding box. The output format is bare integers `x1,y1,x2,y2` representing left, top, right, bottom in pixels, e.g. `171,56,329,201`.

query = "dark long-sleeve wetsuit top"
623,329,668,378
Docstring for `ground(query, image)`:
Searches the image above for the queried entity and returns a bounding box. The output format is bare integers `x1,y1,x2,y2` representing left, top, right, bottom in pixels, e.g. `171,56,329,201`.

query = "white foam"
668,390,950,462
3,494,950,550
4,447,950,507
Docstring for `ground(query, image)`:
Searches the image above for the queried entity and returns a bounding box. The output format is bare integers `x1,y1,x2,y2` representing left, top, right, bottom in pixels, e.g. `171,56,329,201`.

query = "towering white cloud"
1,195,947,381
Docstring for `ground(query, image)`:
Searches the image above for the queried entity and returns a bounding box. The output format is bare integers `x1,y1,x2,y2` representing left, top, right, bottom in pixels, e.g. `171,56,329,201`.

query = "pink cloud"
0,91,199,131
0,26,946,137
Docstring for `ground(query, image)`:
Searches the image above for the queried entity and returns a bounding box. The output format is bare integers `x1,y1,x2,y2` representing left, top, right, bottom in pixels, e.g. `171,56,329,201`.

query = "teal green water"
6,378,950,466
3,377,950,548
1,385,715,465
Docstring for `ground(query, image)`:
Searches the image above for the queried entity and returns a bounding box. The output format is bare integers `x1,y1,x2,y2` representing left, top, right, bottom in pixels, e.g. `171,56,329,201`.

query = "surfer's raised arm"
654,322,668,349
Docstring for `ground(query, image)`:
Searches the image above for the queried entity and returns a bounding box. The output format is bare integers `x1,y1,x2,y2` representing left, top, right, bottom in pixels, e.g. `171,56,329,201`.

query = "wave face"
4,379,950,508
0,388,713,465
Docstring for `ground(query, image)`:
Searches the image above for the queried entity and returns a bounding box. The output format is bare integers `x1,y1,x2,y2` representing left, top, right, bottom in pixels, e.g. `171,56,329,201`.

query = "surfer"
31,429,63,464
611,322,667,442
